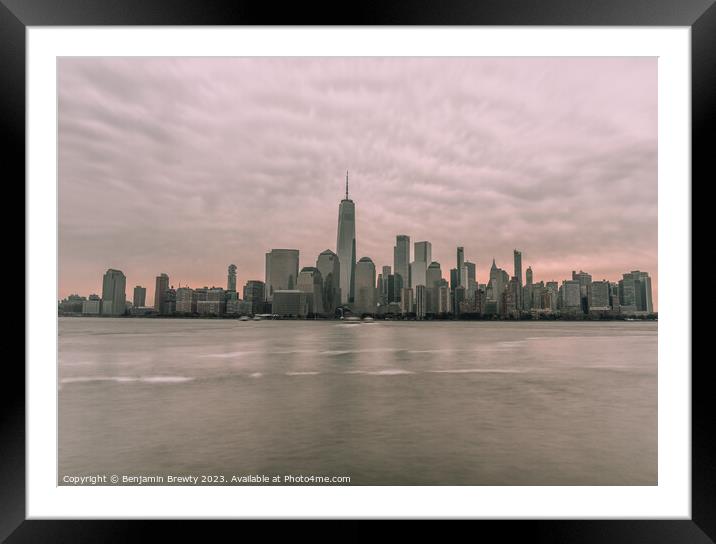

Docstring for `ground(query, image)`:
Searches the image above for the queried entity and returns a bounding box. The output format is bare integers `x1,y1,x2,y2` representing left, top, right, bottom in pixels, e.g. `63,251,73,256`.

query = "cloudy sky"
58,57,657,308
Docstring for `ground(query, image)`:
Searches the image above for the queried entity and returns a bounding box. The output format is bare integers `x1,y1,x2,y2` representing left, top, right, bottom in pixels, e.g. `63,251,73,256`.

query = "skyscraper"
297,267,324,315
227,264,237,292
618,271,653,313
589,280,611,311
393,235,410,297
526,266,533,285
513,250,523,309
101,268,126,316
426,261,443,314
316,249,341,316
560,280,582,311
265,249,299,302
243,280,266,314
415,285,427,319
154,273,169,314
133,285,146,308
336,171,356,304
457,246,466,287
572,270,593,314
411,241,432,289
354,257,376,315
488,259,510,315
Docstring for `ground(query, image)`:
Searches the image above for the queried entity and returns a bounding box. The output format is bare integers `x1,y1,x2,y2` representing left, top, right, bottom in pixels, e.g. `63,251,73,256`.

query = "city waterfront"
59,318,657,485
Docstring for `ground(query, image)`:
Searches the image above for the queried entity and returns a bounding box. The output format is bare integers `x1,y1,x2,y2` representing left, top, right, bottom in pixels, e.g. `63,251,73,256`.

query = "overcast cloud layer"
59,57,657,308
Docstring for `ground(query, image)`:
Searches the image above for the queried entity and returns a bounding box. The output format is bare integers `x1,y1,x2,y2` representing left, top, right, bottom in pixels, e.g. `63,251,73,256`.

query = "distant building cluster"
59,173,655,320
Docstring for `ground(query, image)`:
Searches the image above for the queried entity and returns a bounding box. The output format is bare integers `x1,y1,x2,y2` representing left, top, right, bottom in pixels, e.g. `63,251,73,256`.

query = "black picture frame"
4,0,710,538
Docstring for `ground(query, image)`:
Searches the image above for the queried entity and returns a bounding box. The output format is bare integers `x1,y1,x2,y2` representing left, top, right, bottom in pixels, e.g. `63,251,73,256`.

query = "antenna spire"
345,170,349,200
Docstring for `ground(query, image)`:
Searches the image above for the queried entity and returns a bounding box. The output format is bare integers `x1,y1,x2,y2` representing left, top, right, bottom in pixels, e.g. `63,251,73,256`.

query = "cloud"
58,57,657,308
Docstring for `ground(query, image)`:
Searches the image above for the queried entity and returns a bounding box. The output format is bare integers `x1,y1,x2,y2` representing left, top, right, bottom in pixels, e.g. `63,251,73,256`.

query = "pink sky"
58,57,657,308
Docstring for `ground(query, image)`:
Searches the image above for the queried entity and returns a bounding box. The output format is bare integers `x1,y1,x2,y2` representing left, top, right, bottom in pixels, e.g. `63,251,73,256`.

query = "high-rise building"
379,265,391,304
560,280,582,312
393,235,410,298
410,261,427,289
353,256,376,315
316,249,341,316
589,280,611,311
465,261,477,294
414,241,432,265
197,287,225,315
387,274,403,304
437,280,450,314
526,266,533,285
426,261,443,314
513,250,523,309
400,287,414,314
133,285,146,308
175,287,195,314
265,249,299,302
163,287,177,315
336,171,356,304
618,271,653,313
488,259,509,314
227,264,237,292
410,241,432,289
415,285,427,319
101,268,126,316
505,276,520,316
154,273,169,314
456,246,466,287
243,280,266,314
297,267,324,315
572,270,593,314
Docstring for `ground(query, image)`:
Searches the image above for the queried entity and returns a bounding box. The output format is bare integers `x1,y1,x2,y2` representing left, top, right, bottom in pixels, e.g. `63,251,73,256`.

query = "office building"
415,285,427,319
154,273,169,314
133,285,146,308
297,267,324,315
393,235,410,298
101,268,126,316
265,249,299,302
353,256,376,315
513,250,523,309
243,280,266,314
227,264,237,292
175,287,195,314
589,280,611,311
316,249,341,316
401,287,414,314
336,171,357,304
272,290,311,317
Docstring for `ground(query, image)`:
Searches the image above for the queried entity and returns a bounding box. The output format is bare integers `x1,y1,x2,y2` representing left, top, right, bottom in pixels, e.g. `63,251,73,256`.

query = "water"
58,318,657,485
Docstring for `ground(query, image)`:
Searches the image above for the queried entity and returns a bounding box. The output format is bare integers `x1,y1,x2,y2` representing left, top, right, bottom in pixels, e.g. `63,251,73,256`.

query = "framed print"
5,0,711,538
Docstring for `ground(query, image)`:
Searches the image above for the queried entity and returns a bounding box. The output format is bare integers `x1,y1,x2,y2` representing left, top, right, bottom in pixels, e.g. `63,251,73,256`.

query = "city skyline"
58,57,657,307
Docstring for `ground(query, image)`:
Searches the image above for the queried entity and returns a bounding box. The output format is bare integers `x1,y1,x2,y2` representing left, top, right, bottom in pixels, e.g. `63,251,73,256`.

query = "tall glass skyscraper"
316,249,341,316
154,273,169,314
513,249,523,308
102,268,126,316
336,171,356,304
354,256,376,314
393,235,410,295
265,249,299,302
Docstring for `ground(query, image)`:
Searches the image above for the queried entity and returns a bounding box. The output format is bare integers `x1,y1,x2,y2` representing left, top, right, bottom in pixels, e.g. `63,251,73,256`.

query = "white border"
27,27,691,518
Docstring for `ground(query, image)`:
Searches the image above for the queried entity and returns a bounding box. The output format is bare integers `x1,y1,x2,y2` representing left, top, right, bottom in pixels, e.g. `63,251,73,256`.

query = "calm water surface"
58,318,657,485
